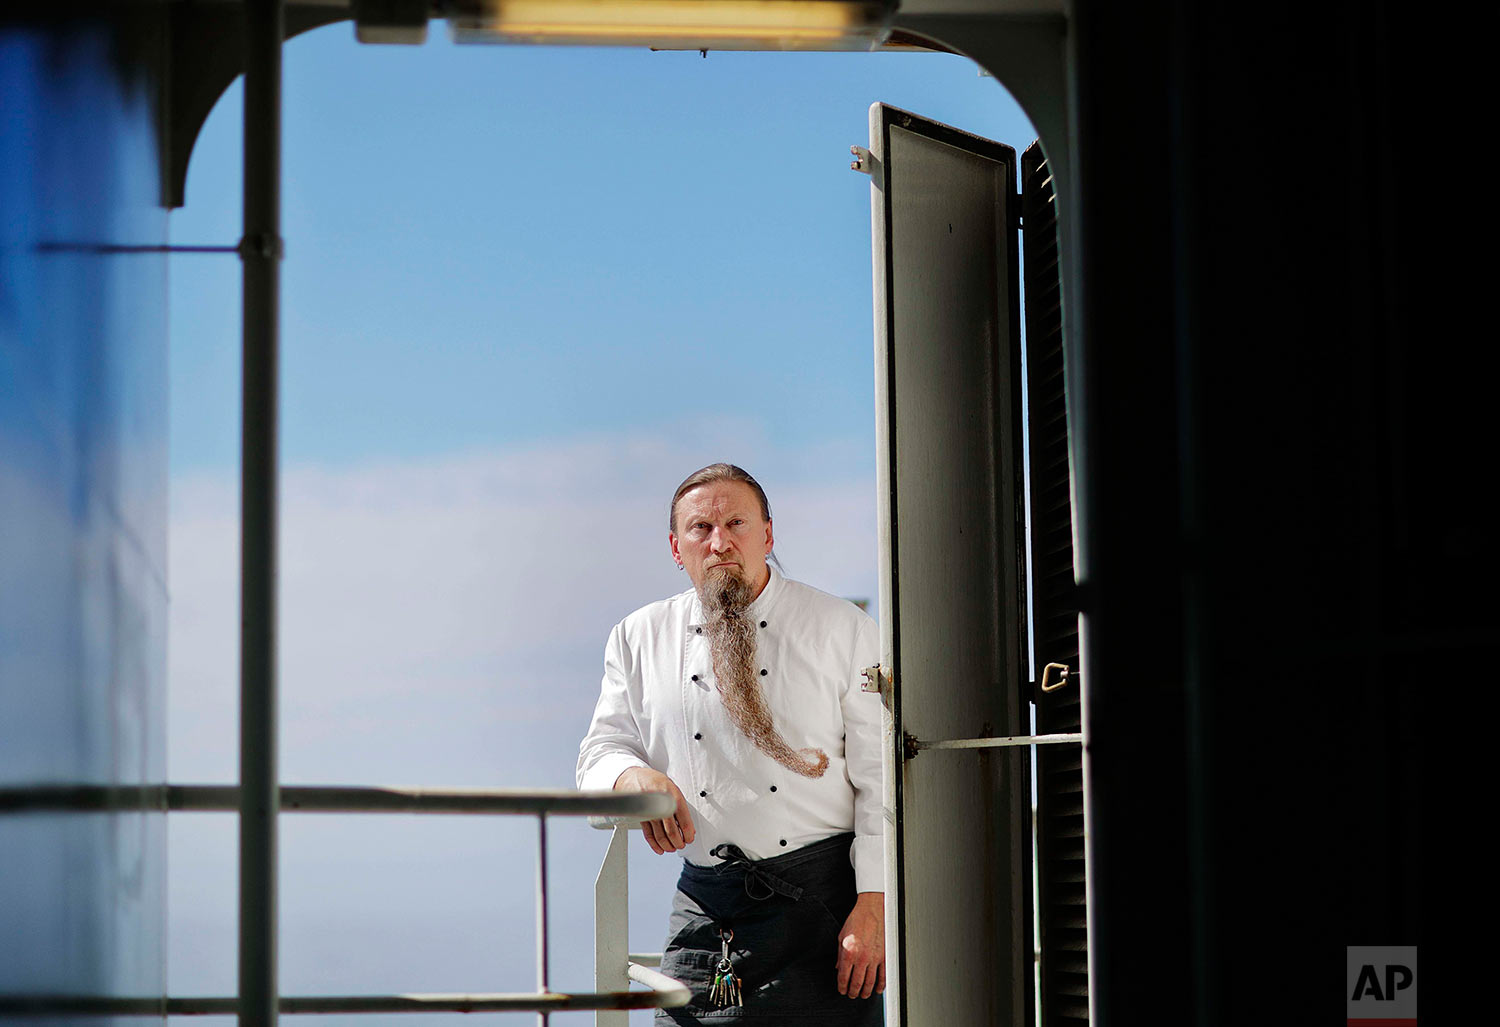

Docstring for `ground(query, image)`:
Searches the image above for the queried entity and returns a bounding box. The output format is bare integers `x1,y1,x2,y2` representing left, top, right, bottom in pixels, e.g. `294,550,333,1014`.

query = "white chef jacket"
577,567,885,893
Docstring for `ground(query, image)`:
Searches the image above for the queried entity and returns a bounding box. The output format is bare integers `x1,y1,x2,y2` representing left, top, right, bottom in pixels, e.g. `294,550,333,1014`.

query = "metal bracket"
902,731,920,762
353,0,429,44
860,664,893,711
237,233,285,260
160,3,347,208
850,145,880,176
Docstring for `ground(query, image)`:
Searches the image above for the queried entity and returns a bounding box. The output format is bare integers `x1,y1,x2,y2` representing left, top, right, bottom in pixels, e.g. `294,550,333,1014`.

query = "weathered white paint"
870,102,1033,1027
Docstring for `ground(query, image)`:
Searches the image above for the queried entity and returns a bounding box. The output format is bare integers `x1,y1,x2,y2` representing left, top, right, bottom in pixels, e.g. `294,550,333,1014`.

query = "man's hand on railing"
613,767,696,854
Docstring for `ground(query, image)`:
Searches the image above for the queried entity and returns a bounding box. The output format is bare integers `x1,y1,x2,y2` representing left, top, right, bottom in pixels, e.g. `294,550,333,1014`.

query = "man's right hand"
613,767,697,855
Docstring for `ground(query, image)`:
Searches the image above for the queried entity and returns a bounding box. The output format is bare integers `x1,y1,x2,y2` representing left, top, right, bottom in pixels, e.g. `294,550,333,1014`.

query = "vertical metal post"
594,826,630,1027
239,1,283,1025
536,815,551,1027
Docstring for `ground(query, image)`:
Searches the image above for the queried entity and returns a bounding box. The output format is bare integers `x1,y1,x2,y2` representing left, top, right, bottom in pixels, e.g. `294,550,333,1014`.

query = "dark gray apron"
656,832,884,1025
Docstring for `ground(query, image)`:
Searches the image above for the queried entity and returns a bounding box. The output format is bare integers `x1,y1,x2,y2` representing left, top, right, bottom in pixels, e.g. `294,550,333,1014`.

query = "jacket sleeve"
576,620,651,792
841,613,886,893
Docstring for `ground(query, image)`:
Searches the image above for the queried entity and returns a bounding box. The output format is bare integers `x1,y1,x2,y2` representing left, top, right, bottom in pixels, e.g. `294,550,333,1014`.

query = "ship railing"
0,784,690,1022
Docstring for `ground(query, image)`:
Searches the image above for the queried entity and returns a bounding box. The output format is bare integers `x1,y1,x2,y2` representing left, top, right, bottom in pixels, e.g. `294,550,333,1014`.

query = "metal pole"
0,785,676,818
536,815,551,1027
240,1,283,1024
594,826,629,1027
915,732,1085,752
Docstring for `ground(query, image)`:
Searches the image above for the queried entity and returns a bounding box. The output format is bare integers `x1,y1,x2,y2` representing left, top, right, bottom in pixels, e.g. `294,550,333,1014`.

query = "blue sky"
169,32,1035,471
165,24,1033,1023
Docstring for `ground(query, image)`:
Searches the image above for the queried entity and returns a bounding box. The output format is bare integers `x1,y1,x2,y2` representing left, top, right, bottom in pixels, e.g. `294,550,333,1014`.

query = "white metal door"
865,103,1032,1027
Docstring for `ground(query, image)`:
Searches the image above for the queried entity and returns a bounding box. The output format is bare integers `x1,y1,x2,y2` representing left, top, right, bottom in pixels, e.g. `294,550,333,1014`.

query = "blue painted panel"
1,12,169,1018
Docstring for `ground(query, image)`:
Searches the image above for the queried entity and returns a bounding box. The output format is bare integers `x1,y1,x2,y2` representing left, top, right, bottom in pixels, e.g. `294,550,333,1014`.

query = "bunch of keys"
707,927,743,1008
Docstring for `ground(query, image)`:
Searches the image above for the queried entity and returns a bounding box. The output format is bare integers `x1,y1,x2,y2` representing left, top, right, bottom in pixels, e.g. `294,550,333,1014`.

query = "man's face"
669,480,774,597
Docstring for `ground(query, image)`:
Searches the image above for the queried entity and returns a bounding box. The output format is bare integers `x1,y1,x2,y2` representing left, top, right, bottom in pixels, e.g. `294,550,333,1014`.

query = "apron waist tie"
709,843,806,902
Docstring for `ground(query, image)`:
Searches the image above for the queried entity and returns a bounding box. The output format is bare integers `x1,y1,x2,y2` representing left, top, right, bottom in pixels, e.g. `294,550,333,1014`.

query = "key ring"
709,926,742,1007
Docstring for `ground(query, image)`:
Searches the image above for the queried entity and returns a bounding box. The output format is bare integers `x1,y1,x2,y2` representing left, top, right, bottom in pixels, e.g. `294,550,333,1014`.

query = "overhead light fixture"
445,0,898,51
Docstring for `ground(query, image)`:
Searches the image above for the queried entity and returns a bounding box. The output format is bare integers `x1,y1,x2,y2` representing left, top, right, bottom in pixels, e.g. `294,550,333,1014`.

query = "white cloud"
169,430,877,784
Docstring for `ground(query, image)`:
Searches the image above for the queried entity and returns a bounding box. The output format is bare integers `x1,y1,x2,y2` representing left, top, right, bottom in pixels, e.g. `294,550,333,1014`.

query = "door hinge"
903,731,920,762
860,664,893,711
850,145,883,187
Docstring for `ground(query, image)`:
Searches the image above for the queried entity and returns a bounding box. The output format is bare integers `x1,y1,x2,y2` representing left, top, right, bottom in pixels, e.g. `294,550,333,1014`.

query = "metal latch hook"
1040,662,1072,693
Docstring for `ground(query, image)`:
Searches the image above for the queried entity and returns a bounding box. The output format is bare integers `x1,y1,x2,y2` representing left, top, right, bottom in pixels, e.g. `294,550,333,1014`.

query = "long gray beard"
700,569,829,779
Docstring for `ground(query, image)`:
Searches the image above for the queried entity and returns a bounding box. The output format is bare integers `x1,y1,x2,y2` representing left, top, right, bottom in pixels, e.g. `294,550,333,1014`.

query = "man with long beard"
577,463,884,1025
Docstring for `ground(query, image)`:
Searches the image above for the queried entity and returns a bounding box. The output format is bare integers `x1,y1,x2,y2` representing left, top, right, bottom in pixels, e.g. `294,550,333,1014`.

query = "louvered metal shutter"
1022,139,1089,1027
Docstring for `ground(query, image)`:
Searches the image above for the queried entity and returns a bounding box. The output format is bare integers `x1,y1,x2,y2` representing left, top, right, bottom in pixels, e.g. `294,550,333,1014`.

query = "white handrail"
0,989,689,1016
0,784,673,818
627,963,691,1005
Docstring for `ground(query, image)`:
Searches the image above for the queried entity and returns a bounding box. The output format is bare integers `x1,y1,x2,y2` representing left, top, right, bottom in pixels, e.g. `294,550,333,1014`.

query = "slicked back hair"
669,463,772,534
